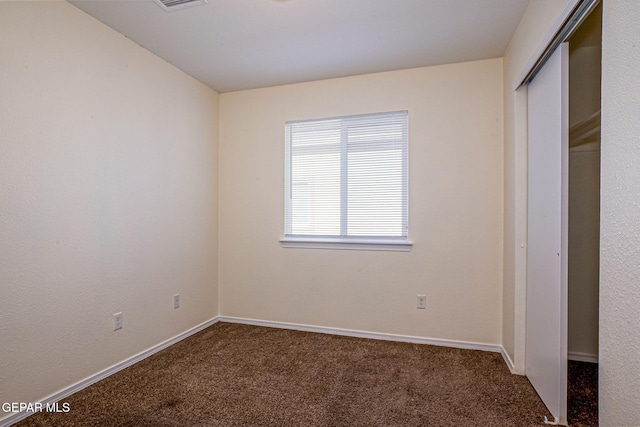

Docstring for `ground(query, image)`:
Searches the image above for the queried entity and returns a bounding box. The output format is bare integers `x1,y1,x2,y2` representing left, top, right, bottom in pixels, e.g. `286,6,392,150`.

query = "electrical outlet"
113,312,123,330
173,294,180,309
417,295,426,309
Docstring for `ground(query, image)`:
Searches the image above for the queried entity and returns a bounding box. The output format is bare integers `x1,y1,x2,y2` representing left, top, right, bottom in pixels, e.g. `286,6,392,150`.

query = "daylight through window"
284,111,408,248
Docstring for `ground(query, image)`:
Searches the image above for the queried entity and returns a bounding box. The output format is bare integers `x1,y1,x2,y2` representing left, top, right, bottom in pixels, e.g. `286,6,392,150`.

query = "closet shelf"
570,109,600,147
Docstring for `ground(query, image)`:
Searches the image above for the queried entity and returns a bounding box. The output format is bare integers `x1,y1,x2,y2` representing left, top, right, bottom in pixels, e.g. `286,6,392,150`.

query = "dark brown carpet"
568,360,598,426
16,322,559,426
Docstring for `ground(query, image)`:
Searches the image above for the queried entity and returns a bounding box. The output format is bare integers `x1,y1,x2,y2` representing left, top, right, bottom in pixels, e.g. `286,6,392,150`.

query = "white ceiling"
70,0,530,93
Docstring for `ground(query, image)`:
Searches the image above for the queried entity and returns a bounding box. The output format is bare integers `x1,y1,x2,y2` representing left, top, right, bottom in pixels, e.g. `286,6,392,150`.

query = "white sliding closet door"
526,43,569,425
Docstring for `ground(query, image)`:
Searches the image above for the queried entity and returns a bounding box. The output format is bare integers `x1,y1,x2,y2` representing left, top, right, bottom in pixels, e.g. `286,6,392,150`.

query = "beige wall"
502,0,576,373
0,1,219,416
219,59,504,344
600,1,640,424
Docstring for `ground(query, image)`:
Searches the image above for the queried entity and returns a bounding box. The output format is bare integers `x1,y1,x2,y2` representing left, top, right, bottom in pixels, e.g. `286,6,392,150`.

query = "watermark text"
2,402,70,413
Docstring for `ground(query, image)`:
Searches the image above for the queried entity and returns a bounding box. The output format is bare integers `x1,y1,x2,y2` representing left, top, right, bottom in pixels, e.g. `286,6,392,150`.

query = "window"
282,111,410,251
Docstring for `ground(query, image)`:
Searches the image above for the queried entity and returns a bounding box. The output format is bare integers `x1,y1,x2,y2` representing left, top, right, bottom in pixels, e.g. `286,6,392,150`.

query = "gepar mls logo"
2,402,71,413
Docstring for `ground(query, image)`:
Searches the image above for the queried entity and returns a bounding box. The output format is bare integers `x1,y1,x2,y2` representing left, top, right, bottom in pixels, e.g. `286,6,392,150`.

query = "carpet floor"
16,322,572,426
567,360,598,426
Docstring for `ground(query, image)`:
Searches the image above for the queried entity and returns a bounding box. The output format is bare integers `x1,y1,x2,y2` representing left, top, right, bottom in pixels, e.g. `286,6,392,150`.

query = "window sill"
279,238,412,252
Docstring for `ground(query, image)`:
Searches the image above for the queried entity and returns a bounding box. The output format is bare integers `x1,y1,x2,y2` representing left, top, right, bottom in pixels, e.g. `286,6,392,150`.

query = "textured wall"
600,1,640,425
0,2,219,417
219,59,504,345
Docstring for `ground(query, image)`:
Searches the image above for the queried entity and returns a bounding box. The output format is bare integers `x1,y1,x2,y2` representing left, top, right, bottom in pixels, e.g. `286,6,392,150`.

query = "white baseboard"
499,346,519,375
0,317,220,427
219,315,505,356
568,351,598,364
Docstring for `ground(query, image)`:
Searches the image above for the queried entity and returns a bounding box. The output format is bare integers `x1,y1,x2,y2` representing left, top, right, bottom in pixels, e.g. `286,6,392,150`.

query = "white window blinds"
284,111,408,243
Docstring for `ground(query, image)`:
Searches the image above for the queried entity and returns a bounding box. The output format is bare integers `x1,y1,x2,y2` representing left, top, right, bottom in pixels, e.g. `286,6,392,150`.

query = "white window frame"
281,111,411,251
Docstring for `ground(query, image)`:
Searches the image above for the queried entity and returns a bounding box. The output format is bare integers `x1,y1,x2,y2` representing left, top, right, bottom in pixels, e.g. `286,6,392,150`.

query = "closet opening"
567,2,601,425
